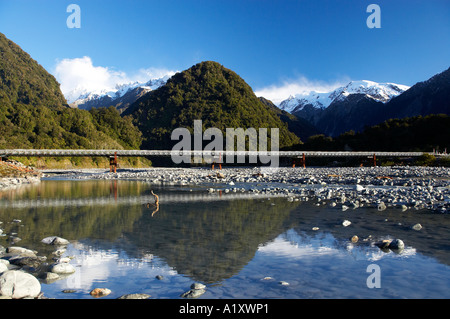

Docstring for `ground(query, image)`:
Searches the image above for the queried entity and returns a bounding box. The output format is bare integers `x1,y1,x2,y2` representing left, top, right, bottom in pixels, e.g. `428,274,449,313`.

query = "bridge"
0,149,444,171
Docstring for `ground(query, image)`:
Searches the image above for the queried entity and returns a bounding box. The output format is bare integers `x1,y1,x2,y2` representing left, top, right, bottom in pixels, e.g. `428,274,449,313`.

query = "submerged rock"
90,288,111,298
181,282,207,298
118,293,151,299
389,239,405,252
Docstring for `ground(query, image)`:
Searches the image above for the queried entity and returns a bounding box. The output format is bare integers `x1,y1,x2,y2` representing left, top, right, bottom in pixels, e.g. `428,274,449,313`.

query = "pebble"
342,220,351,227
118,293,151,299
350,235,359,243
90,288,111,298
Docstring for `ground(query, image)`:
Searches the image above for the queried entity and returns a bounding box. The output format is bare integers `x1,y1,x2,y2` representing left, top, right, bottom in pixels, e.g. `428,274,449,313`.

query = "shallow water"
0,179,449,299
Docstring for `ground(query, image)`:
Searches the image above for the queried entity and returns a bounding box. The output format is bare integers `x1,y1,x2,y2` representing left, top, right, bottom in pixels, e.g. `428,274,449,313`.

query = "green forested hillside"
0,32,142,151
124,61,301,150
297,114,450,152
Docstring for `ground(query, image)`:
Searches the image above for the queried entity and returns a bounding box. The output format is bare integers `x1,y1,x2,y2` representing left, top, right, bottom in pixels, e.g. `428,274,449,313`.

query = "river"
0,178,449,299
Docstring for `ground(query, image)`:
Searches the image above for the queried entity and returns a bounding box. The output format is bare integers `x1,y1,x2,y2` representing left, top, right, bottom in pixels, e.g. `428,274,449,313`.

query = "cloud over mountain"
53,56,176,103
254,75,350,105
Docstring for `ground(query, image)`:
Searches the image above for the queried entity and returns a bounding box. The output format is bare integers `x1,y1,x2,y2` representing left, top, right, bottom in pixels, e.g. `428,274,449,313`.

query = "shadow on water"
0,179,449,298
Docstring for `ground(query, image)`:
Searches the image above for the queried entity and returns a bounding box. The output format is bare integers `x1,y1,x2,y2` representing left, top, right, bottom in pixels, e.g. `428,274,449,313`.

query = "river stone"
374,240,391,250
90,288,111,298
118,293,151,299
0,270,41,299
377,202,387,211
39,272,60,283
9,256,45,269
6,247,37,257
180,288,206,299
49,263,76,274
190,282,206,290
389,239,405,251
0,263,7,273
42,236,69,246
412,223,423,231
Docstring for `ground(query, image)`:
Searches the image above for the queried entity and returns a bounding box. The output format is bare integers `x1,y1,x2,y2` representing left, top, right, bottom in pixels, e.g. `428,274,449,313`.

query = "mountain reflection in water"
0,180,449,299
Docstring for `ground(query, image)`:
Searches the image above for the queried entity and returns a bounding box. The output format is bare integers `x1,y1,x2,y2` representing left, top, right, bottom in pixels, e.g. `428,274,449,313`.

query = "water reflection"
0,180,449,299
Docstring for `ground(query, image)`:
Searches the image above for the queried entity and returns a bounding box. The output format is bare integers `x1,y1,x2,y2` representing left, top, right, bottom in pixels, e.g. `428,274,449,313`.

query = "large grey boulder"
0,270,41,299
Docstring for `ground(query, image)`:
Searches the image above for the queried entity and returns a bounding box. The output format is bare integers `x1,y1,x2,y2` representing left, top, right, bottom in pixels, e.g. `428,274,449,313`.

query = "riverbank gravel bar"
41,166,450,213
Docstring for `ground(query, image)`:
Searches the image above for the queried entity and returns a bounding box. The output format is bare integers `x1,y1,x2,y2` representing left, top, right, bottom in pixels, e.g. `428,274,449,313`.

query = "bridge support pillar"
211,153,222,170
110,152,118,173
373,153,377,167
292,153,306,168
211,162,222,170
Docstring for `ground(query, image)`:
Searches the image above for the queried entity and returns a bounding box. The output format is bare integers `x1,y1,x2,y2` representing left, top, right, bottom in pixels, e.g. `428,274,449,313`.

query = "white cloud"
132,67,177,83
254,75,350,106
53,56,176,103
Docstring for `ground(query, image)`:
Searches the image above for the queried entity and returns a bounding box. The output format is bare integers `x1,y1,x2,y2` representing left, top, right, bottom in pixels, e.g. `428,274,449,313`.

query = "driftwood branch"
146,190,160,217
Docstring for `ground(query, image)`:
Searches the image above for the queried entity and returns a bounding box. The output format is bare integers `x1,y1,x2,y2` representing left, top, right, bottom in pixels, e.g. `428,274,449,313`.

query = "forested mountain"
124,61,301,150
280,68,450,138
295,114,450,153
0,32,142,150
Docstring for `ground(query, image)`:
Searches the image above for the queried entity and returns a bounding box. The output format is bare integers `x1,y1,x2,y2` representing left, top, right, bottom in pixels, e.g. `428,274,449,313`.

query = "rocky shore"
0,160,41,191
44,165,450,213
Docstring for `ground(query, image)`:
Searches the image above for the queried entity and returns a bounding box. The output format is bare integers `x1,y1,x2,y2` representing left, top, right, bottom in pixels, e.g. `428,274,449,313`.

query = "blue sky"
0,0,449,103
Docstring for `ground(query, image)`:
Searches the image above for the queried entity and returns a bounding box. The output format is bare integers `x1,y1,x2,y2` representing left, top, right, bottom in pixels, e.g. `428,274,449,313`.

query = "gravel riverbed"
43,165,450,213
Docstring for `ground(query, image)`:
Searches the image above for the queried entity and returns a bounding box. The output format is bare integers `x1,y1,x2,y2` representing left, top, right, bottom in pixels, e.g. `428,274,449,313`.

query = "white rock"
342,220,352,227
6,247,36,257
0,270,41,299
0,263,7,273
49,263,76,274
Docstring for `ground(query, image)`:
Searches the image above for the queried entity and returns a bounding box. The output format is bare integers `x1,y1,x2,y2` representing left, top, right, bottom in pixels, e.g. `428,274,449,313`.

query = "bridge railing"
0,149,431,158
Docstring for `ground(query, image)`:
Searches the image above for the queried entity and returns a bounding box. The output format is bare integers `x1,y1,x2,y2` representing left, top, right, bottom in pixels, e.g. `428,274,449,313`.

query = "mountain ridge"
123,61,301,150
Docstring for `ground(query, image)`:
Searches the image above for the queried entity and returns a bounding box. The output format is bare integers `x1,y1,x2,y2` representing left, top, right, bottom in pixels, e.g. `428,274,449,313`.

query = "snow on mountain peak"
68,74,173,106
279,80,409,113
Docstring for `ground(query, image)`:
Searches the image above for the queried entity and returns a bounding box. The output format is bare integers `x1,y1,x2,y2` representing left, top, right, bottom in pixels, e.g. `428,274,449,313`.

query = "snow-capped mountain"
68,75,172,110
279,80,410,114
